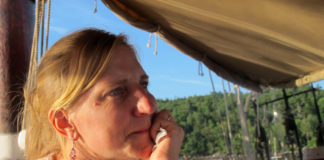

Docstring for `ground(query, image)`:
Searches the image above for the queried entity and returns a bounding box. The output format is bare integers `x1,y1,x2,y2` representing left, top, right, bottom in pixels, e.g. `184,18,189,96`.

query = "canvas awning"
102,0,324,92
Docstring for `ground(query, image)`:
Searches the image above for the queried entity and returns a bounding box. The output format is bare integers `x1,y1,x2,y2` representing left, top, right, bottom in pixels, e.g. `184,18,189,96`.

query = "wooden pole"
0,0,34,159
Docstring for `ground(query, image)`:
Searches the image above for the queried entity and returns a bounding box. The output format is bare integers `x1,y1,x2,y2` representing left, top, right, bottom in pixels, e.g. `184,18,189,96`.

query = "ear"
48,109,78,140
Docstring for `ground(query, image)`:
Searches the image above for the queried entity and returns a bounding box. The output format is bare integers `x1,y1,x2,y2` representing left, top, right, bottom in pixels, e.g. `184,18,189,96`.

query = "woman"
22,29,184,160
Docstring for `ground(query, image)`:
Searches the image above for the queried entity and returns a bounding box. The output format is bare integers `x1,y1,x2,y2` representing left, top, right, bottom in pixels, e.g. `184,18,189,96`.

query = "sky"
45,0,323,99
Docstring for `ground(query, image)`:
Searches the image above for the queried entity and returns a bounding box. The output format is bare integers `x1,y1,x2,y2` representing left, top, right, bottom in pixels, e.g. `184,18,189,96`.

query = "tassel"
146,33,152,48
198,61,204,76
94,0,97,13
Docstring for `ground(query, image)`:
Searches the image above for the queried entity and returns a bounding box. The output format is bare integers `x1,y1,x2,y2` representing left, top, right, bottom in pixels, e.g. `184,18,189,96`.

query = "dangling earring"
71,140,76,160
71,132,77,160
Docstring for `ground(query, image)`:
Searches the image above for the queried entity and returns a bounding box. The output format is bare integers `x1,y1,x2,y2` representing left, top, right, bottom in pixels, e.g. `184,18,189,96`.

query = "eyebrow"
111,74,149,85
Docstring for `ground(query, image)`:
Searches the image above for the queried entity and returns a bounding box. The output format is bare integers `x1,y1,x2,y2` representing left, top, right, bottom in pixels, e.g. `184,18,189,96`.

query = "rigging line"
28,0,41,85
24,0,42,127
45,0,52,51
154,33,158,55
229,81,245,156
234,85,256,160
208,69,230,155
227,81,236,111
198,54,207,76
222,79,235,157
227,83,237,97
40,0,45,57
244,93,251,113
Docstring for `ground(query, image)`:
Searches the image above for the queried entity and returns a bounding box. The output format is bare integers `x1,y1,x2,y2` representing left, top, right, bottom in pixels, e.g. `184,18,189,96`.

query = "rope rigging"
221,79,235,160
234,85,255,160
45,0,52,51
208,69,230,155
24,0,51,127
40,0,45,57
26,0,41,95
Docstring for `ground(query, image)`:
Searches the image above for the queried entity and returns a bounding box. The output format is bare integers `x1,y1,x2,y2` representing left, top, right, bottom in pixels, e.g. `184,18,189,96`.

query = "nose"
134,87,157,116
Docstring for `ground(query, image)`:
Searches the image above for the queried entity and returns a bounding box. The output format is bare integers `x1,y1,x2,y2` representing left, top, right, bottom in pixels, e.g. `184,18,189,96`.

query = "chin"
136,143,153,159
128,137,154,159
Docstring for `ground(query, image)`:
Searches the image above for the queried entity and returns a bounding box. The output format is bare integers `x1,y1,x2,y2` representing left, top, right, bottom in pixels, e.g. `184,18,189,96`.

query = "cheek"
75,104,130,150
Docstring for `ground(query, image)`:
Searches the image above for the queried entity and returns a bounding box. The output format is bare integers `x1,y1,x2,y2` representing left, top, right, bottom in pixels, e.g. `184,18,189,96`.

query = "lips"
133,128,149,135
129,118,152,136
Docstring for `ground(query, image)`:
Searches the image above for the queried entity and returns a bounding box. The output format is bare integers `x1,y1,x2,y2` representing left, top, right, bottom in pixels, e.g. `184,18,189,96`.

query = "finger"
166,114,175,122
150,109,180,141
155,109,171,121
150,118,175,141
153,109,176,123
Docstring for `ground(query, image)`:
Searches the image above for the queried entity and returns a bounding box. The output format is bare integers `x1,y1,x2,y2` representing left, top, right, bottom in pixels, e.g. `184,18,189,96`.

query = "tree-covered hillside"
157,84,324,157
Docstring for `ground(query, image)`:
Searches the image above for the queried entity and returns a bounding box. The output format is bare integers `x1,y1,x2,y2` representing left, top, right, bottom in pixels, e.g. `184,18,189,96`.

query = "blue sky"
46,0,323,99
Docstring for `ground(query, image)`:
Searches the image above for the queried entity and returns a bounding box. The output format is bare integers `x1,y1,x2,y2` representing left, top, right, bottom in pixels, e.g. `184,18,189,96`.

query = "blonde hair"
22,29,128,160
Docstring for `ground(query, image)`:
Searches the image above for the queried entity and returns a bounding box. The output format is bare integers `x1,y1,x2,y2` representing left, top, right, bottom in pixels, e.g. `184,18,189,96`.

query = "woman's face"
71,45,157,159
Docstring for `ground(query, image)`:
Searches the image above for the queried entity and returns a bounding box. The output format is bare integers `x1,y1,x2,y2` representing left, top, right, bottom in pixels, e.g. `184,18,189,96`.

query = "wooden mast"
0,0,34,158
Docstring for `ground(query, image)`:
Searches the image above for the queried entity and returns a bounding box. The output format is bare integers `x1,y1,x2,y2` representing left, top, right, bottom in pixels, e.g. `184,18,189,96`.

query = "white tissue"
155,127,167,144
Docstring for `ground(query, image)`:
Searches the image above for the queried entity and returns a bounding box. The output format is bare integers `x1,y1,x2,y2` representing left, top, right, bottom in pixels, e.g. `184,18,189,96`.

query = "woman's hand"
148,109,184,160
